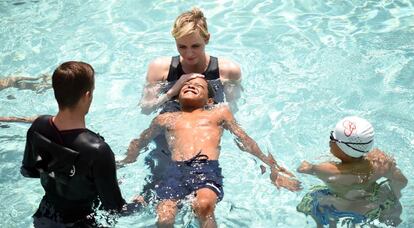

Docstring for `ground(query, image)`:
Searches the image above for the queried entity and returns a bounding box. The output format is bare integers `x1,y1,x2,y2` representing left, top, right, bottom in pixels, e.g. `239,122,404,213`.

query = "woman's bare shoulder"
218,58,241,80
147,57,172,82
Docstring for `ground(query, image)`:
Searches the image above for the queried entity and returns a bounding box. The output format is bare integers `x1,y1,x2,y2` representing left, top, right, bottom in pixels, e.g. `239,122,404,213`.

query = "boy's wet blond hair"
171,7,209,40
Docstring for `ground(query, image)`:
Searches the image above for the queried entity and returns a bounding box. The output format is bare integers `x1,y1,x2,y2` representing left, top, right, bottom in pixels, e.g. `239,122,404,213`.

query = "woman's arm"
219,59,242,110
139,58,170,114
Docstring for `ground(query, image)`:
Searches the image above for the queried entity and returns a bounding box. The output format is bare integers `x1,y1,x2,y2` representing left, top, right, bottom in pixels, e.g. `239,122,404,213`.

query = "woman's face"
175,31,208,65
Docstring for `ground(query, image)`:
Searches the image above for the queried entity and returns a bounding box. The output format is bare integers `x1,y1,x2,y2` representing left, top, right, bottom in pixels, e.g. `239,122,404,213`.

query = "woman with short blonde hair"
171,7,209,40
139,7,241,114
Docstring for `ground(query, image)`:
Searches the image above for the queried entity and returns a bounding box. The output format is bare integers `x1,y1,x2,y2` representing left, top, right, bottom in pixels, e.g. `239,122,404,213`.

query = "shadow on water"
6,0,39,6
0,123,11,129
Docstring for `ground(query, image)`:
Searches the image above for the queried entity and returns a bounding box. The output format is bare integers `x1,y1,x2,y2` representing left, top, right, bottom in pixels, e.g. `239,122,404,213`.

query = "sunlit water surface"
1,0,414,227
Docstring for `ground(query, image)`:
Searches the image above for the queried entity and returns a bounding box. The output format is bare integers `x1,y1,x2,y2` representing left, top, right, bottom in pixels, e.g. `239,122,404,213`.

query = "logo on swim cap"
332,116,374,158
69,165,76,177
343,120,356,137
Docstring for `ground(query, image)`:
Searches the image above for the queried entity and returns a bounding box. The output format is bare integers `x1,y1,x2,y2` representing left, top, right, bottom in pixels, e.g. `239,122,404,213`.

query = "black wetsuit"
21,115,125,226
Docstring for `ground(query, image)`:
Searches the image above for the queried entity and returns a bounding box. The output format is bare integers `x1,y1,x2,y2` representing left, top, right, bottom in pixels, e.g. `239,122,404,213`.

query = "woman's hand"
167,73,204,98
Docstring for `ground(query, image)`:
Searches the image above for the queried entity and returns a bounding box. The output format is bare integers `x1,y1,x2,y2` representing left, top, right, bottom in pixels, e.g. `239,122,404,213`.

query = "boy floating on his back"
120,77,301,227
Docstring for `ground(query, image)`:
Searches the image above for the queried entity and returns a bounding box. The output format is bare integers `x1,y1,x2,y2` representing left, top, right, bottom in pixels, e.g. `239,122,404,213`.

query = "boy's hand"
116,157,136,169
297,161,313,174
132,195,147,206
270,168,302,191
267,153,295,177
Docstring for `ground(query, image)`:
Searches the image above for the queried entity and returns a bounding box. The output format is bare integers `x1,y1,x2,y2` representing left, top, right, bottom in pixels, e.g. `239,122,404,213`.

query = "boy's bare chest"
167,114,221,131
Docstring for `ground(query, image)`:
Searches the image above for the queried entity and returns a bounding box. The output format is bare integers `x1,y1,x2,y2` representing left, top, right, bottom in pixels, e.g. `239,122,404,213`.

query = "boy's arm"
221,106,301,191
0,116,37,123
368,149,407,199
119,116,164,164
298,161,339,181
221,107,271,166
386,165,407,199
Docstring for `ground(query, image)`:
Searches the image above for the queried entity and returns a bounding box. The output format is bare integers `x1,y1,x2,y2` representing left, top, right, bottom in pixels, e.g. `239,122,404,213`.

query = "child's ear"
207,98,214,105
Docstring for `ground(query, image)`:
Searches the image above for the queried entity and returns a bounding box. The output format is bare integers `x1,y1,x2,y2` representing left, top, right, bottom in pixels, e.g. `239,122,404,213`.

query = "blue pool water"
1,0,414,227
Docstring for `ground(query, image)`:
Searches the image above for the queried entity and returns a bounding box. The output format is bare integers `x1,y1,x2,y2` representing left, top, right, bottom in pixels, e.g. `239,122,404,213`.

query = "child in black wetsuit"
21,61,125,227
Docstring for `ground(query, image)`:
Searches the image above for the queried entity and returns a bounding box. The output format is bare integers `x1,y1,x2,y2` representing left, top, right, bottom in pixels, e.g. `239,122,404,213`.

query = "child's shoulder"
210,103,234,120
315,161,342,174
155,112,181,124
365,148,394,163
209,103,231,114
365,148,396,174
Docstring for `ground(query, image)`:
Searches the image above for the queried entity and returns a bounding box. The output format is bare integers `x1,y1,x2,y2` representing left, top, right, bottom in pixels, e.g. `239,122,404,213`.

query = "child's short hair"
52,61,94,109
197,77,215,99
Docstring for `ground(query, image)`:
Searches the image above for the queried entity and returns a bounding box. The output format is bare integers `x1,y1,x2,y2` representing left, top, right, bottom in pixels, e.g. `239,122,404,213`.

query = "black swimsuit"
160,55,225,113
166,55,220,81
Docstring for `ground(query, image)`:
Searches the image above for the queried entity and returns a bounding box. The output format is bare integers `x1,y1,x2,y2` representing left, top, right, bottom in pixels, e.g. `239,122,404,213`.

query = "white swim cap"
331,116,374,158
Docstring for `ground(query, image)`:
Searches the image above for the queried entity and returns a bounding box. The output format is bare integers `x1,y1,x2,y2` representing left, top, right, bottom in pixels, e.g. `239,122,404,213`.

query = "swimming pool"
1,0,413,227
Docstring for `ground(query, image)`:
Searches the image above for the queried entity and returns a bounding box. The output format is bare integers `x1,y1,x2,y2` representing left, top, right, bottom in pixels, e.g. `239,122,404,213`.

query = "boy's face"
178,77,210,107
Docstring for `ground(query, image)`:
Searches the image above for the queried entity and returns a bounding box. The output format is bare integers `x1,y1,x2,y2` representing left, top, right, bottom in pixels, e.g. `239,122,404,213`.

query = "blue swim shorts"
155,155,224,202
297,186,368,225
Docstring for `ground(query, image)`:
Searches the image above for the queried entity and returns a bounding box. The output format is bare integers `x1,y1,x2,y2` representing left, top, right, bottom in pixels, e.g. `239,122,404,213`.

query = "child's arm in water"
0,116,37,123
368,149,408,199
220,105,301,191
119,115,164,165
386,167,407,199
297,161,340,182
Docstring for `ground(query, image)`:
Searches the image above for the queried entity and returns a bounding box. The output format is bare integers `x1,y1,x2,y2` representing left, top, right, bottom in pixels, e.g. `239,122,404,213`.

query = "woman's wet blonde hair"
171,7,209,40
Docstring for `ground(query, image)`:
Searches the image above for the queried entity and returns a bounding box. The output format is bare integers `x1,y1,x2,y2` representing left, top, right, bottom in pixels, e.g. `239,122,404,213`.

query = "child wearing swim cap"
296,116,407,227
